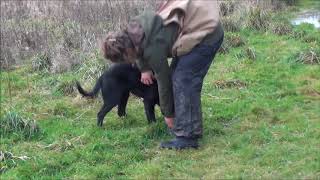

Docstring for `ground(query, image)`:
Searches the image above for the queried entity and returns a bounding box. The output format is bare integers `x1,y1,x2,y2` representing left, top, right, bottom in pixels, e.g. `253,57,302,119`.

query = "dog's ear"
101,41,108,59
126,20,144,51
101,39,121,62
121,48,137,64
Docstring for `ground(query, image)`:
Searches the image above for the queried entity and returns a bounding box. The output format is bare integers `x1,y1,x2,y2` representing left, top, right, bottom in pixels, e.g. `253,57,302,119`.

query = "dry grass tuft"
37,135,85,152
219,1,236,17
221,16,242,32
55,80,77,96
270,22,293,35
219,33,246,54
246,7,271,31
296,48,320,65
245,47,257,60
0,151,30,174
213,79,247,89
31,53,51,72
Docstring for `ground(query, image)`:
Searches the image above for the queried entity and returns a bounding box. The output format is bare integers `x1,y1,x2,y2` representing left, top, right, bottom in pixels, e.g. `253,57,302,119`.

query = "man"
102,0,223,149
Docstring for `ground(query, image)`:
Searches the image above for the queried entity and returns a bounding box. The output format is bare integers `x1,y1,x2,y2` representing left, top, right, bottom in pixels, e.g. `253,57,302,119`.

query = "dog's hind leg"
97,103,116,127
143,100,156,123
118,91,129,117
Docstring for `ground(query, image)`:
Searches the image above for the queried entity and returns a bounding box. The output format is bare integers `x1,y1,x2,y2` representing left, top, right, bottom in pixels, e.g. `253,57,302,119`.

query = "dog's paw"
117,112,127,117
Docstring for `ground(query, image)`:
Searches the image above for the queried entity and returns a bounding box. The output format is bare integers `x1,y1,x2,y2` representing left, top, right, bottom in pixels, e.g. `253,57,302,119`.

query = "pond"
291,10,320,28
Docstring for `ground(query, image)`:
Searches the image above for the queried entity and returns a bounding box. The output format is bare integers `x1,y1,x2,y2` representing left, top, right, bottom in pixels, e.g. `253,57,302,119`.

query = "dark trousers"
171,35,223,138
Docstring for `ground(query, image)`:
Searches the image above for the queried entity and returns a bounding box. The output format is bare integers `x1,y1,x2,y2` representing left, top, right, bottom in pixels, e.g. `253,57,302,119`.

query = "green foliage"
292,23,320,43
54,80,77,96
0,111,41,140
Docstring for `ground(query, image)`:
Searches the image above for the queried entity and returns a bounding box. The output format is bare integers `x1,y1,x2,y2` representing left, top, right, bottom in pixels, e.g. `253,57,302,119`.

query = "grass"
1,3,320,180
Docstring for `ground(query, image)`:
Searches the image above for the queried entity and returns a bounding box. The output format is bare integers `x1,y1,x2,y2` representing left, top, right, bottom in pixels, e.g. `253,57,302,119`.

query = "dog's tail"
76,79,101,98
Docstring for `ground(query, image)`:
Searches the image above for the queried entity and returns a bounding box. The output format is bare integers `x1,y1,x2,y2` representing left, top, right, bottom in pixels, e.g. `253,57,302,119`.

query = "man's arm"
143,23,179,117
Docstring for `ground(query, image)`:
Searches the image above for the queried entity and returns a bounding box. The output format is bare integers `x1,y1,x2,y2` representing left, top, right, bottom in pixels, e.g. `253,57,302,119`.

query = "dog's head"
102,20,144,64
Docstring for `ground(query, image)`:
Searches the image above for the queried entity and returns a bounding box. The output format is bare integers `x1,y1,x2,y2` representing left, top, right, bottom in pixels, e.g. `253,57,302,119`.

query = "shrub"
246,7,271,31
0,111,41,139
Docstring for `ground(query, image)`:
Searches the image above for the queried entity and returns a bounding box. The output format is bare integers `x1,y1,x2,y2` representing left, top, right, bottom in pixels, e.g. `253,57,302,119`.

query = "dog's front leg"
118,92,129,117
143,100,156,123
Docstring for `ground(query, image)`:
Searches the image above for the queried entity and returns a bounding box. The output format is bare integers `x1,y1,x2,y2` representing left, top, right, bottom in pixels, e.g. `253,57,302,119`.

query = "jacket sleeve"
136,58,151,72
143,23,179,117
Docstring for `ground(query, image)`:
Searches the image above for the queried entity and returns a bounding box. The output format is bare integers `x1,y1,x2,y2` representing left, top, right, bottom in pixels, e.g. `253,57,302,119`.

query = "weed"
0,151,30,174
37,135,85,152
0,111,41,139
270,22,293,35
144,122,168,140
296,48,320,64
74,56,108,85
31,53,51,72
292,23,320,43
50,102,76,117
213,79,247,89
245,47,257,60
246,7,271,31
219,33,246,54
55,80,77,96
221,16,242,32
219,1,236,17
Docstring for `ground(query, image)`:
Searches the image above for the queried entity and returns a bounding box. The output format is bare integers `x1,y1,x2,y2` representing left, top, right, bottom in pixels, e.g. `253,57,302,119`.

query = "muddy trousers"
171,36,223,138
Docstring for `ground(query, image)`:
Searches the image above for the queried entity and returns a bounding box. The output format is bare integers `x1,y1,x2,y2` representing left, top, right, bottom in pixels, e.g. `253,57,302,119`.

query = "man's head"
102,20,144,64
101,31,137,63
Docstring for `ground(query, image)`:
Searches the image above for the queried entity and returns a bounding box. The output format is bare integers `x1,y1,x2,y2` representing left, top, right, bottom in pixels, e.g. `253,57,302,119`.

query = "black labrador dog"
76,63,159,126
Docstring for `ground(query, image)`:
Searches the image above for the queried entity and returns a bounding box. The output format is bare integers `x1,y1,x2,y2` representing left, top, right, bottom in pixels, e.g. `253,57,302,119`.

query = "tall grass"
0,0,158,72
1,0,299,72
0,111,41,139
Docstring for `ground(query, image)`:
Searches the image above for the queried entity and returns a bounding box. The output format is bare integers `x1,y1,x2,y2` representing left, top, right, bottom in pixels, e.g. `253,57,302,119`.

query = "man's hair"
102,31,134,63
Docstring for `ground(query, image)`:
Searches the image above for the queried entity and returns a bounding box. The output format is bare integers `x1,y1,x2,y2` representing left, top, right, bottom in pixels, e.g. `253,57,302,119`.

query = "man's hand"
165,117,174,129
141,71,154,85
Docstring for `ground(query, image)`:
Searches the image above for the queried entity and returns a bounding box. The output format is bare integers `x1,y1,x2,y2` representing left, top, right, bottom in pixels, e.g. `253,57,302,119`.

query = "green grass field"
1,4,320,179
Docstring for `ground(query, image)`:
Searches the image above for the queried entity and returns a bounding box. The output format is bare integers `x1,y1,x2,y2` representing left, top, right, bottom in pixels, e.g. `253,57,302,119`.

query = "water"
291,10,320,28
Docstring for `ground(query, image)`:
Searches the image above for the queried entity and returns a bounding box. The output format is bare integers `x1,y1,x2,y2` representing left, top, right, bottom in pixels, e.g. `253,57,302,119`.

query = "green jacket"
133,10,179,117
132,10,223,117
